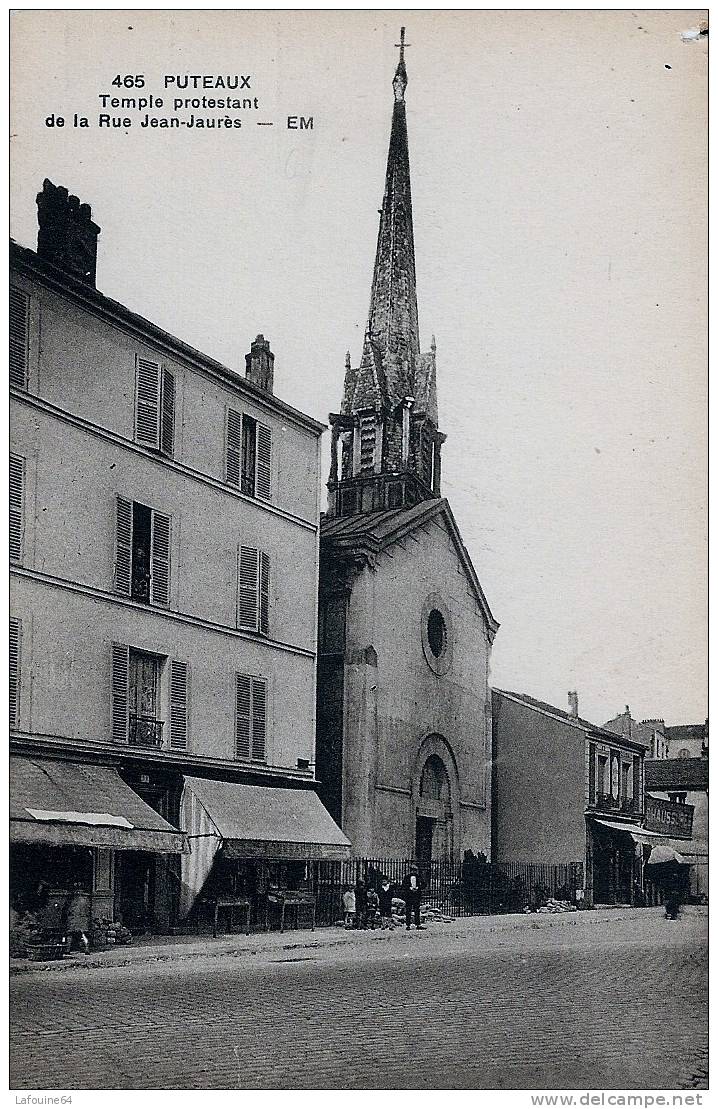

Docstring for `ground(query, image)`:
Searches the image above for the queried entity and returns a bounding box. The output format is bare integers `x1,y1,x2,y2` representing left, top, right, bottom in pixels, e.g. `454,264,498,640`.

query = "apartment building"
10,179,348,935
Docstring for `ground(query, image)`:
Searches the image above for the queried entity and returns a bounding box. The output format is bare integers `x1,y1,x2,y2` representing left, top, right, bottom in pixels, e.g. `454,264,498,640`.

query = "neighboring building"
315,37,498,862
492,689,670,906
603,707,670,760
645,754,708,898
665,721,708,760
10,179,348,935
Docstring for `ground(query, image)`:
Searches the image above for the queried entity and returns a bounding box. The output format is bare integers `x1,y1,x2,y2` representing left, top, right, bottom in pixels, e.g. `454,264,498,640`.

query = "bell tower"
327,29,445,518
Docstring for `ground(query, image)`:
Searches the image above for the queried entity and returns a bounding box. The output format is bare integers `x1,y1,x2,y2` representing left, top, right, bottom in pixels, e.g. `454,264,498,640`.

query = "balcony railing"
129,715,164,748
593,792,642,815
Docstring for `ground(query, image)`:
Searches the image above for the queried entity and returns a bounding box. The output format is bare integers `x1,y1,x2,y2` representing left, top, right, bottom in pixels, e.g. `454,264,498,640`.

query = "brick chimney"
567,691,579,718
36,179,100,286
245,334,274,393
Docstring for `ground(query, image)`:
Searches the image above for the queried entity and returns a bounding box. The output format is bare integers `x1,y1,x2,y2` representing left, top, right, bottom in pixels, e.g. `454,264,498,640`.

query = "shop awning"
182,776,351,861
593,818,667,845
10,755,187,854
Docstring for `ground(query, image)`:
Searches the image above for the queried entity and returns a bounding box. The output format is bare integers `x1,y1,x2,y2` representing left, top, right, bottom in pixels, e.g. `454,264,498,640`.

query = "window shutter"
255,422,272,500
235,673,251,758
10,287,28,389
251,677,267,761
169,660,188,750
135,357,161,448
358,415,375,474
114,495,133,595
111,643,129,743
160,367,175,457
588,742,596,802
9,454,25,564
259,551,270,635
226,408,242,487
238,545,259,630
150,511,171,607
10,617,21,728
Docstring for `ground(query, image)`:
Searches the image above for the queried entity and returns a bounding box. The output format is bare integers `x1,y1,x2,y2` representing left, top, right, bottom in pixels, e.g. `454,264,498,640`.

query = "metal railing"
129,715,164,748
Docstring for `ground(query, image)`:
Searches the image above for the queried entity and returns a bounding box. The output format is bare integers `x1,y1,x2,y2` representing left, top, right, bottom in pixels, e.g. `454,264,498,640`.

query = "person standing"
355,878,368,929
401,864,425,930
378,876,394,929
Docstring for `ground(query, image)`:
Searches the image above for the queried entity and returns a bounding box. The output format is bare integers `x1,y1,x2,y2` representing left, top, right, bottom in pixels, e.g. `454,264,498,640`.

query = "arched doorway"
416,752,454,863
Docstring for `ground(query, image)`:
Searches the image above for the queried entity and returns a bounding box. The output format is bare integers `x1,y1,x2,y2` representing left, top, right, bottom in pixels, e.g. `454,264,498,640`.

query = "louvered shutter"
114,495,133,595
226,408,242,487
10,287,28,389
135,358,161,448
111,643,130,743
9,454,25,564
251,677,267,761
255,422,272,500
160,367,175,457
9,617,21,728
238,545,259,630
588,743,596,803
259,552,270,635
150,511,171,607
169,660,188,750
235,673,251,758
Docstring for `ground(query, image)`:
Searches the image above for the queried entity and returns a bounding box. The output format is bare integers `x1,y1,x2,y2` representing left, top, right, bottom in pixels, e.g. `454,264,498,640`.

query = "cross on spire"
395,26,411,64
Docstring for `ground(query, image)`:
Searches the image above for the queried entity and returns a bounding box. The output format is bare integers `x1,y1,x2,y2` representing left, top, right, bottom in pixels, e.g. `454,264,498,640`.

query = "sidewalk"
11,904,690,976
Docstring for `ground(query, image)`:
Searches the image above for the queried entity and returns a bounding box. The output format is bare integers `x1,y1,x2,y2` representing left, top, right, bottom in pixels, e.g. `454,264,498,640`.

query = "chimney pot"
568,691,579,718
245,334,275,394
36,178,100,286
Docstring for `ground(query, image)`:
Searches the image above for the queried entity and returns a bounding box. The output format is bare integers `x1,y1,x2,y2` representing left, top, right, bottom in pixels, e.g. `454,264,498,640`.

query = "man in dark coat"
401,864,426,930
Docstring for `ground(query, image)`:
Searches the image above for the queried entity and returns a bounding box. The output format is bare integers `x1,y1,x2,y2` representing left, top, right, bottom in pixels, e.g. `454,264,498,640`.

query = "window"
226,408,272,500
10,617,21,728
10,287,28,389
677,747,691,759
134,357,175,456
111,644,187,749
427,609,447,658
238,545,270,634
10,454,25,564
235,673,267,761
597,754,609,799
358,414,376,474
115,496,171,607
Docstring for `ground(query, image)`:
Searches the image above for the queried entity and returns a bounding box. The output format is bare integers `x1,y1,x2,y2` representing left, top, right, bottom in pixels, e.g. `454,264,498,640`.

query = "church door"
416,816,434,867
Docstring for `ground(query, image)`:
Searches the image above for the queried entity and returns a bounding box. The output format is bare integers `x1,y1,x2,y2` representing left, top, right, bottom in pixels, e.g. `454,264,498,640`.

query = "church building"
316,33,499,862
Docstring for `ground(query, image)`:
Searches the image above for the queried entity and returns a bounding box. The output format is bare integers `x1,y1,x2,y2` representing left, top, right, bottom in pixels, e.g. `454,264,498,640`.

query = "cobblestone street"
10,907,707,1091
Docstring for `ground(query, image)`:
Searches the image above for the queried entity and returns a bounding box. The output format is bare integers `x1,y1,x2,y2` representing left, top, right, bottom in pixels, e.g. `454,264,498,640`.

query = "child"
366,887,380,930
342,886,356,929
378,876,394,929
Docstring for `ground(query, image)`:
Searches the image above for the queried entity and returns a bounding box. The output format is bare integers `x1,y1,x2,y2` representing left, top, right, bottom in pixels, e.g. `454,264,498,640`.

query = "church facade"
316,35,499,862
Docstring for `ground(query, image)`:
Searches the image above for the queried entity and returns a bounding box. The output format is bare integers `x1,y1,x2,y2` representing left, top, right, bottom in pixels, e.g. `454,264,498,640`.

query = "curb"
9,905,689,978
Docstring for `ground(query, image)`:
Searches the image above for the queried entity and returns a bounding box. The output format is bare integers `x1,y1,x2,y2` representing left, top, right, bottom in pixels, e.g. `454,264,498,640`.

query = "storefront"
10,755,187,935
179,775,351,932
588,817,666,905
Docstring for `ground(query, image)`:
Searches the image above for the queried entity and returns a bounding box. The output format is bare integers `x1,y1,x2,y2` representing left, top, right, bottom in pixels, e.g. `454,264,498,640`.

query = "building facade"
645,753,708,898
10,180,348,936
315,37,498,863
491,689,667,906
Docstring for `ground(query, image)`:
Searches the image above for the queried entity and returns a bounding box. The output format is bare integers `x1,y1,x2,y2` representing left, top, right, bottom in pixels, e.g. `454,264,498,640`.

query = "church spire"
327,30,444,520
367,25,420,375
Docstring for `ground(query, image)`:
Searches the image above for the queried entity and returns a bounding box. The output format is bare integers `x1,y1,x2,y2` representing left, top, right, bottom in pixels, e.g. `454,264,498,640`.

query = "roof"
665,723,707,744
10,755,186,853
10,239,325,436
645,758,708,792
321,498,499,638
493,689,648,748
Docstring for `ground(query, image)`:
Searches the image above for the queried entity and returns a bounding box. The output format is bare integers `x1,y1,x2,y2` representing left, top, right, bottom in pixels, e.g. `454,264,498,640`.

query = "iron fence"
313,857,585,926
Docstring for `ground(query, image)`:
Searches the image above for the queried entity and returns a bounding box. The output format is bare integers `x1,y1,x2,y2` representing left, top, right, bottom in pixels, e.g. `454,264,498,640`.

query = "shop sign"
645,796,694,839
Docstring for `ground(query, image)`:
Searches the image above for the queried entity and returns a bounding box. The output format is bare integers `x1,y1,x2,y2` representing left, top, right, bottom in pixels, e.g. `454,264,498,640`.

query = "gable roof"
645,758,708,792
321,497,499,640
493,689,649,748
665,723,707,745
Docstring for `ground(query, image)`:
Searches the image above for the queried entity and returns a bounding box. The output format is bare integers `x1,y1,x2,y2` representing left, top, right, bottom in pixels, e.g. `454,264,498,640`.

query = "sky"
10,9,707,727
